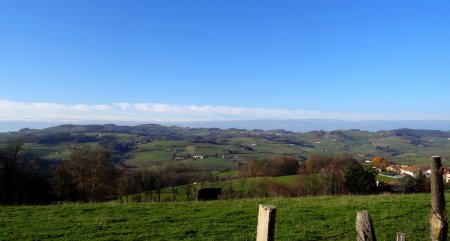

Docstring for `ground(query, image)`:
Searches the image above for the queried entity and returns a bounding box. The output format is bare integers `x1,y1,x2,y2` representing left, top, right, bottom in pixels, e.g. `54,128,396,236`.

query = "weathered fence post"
356,210,376,241
430,156,448,241
256,204,276,241
396,232,406,241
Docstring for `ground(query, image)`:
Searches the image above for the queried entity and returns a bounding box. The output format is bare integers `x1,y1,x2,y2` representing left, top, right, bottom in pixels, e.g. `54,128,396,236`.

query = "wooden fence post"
356,210,376,241
430,156,448,241
256,204,276,241
396,232,406,241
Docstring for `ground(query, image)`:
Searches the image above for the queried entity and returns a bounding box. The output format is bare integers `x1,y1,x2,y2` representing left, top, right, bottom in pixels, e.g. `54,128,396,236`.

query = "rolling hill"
1,124,450,169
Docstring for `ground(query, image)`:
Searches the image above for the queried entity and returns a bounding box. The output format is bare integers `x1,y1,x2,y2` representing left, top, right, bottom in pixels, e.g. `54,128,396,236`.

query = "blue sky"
1,0,450,124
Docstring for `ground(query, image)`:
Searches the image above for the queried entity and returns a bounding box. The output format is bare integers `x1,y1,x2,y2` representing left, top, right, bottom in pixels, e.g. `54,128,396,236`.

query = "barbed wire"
372,204,431,223
322,204,432,240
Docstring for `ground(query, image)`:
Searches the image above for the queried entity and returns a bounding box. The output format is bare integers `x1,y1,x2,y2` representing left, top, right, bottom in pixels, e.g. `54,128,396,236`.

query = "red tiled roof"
401,166,418,173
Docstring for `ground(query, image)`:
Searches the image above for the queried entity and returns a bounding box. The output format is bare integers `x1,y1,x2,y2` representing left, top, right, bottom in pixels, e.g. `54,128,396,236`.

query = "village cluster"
379,163,450,182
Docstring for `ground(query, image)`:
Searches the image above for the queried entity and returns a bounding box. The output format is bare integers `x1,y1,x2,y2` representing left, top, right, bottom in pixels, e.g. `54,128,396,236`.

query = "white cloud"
93,105,112,111
114,103,131,110
0,99,448,123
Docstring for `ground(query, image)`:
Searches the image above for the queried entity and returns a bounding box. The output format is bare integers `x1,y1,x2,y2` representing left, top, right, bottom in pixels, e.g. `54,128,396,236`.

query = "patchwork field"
3,124,450,170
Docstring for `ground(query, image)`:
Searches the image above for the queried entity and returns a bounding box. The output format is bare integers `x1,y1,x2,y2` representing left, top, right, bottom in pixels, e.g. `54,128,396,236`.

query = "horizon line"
2,99,450,123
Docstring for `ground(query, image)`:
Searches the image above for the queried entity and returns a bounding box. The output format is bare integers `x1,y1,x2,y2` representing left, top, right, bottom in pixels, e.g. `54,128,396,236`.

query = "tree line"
1,139,430,205
237,153,430,198
238,154,377,197
238,157,299,177
0,140,212,205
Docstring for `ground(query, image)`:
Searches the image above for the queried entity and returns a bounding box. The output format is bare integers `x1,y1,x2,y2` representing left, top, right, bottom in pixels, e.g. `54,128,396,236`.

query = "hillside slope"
1,124,450,168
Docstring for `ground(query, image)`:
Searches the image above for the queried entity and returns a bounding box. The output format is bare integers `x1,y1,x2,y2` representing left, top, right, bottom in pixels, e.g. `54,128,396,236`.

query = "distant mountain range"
174,120,450,132
1,119,450,133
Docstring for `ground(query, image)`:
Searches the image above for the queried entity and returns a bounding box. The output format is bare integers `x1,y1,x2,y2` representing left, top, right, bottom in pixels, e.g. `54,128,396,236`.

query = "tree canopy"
344,162,376,194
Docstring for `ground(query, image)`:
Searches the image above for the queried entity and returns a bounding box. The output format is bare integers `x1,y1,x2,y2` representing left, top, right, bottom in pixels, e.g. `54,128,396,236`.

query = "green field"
214,170,239,179
221,175,298,191
5,125,450,169
140,174,299,202
25,142,99,160
127,150,174,167
0,194,438,240
180,157,238,170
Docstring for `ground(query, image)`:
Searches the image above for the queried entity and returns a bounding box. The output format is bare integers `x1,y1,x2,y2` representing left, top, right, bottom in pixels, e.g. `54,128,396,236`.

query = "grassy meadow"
0,193,439,241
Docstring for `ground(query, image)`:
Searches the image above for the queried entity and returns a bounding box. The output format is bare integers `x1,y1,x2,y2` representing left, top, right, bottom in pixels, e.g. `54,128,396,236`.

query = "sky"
1,0,450,127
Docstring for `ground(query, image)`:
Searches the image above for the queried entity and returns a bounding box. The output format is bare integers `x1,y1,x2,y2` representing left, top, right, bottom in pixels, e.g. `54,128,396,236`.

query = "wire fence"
321,204,431,240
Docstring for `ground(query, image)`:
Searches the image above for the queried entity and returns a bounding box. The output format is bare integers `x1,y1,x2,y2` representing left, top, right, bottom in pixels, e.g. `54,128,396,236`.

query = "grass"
272,175,298,184
0,193,440,240
138,140,187,149
24,142,99,160
214,170,239,178
201,175,303,192
127,141,239,169
180,157,238,170
126,150,173,167
133,150,173,162
144,174,299,202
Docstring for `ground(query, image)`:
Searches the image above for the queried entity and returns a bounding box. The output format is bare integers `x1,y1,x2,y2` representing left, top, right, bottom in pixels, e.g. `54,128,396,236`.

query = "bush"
344,162,376,194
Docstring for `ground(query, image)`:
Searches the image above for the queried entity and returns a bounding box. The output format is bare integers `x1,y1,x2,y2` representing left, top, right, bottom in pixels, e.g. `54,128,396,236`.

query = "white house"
193,154,204,160
400,166,419,177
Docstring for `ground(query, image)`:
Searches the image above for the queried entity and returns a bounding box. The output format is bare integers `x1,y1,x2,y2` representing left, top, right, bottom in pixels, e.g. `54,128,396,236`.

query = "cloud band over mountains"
0,99,448,123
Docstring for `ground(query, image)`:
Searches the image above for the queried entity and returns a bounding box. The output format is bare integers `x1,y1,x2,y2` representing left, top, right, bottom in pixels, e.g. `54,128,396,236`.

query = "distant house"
400,166,419,177
443,166,450,183
425,166,450,183
387,165,403,173
193,154,204,160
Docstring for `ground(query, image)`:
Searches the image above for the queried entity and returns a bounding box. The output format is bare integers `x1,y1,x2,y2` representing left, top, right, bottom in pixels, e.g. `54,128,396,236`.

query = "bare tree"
182,168,201,201
54,147,118,202
164,165,180,202
0,140,25,204
87,150,116,202
237,176,247,198
52,161,78,201
161,164,205,202
117,168,141,203
154,168,165,202
139,169,157,202
0,139,54,205
67,147,93,201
